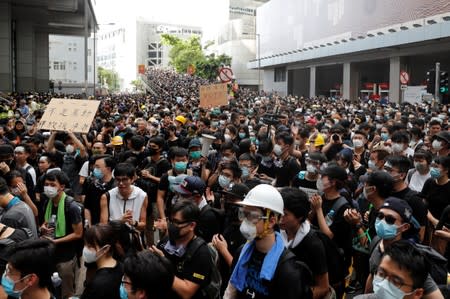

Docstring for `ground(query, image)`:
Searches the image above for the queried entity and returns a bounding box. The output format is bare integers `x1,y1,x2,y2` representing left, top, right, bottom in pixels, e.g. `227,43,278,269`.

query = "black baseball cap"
220,183,250,200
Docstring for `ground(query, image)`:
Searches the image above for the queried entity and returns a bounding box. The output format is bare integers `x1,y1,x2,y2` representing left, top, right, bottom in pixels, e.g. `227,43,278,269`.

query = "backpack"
64,196,85,259
182,237,221,299
369,238,448,285
310,228,347,284
0,227,34,273
199,204,225,234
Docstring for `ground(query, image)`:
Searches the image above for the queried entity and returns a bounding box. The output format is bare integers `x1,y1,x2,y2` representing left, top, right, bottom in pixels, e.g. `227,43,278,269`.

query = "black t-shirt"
242,250,269,299
391,187,427,227
81,262,123,299
159,237,212,299
138,157,171,202
290,230,328,278
0,228,31,274
325,143,343,161
420,179,450,220
291,173,318,190
274,157,301,187
82,177,116,225
196,205,221,243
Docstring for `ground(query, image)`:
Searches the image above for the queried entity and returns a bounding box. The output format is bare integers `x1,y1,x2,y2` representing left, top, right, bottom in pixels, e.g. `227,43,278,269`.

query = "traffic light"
426,70,436,94
439,71,448,94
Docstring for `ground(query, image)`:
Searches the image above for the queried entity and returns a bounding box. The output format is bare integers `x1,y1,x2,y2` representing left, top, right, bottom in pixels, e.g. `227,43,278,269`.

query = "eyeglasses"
115,177,131,183
238,208,268,224
376,212,398,225
169,219,192,228
376,267,414,290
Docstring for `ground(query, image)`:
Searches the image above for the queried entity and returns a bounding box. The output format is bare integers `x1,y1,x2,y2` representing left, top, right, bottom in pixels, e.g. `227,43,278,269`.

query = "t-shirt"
81,262,123,299
274,156,301,187
406,169,431,192
0,198,38,238
243,250,269,298
290,230,328,277
159,237,212,299
420,178,450,220
391,188,427,227
82,177,116,225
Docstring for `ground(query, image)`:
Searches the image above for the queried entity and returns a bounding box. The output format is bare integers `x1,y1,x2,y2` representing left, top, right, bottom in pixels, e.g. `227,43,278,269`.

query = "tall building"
96,19,202,91
215,0,269,88
249,0,450,103
49,35,95,94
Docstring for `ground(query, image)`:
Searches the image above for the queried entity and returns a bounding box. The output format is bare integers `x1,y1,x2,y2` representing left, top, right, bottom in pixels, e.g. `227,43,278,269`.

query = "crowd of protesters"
0,67,449,299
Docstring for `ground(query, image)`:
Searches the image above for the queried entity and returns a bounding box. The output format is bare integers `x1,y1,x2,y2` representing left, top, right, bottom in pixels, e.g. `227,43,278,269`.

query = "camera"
332,134,339,142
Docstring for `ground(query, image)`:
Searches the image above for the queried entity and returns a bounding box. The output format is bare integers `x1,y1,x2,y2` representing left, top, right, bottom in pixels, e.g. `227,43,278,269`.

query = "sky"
93,0,221,39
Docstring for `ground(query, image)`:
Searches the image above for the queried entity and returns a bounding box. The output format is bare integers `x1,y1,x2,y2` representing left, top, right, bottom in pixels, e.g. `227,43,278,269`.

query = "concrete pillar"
343,62,359,101
0,2,12,92
15,21,34,92
309,66,316,98
389,56,401,103
34,32,49,92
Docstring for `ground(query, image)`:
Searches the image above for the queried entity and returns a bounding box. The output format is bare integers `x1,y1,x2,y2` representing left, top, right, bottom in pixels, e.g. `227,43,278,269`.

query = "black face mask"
212,143,221,150
148,148,158,156
168,223,181,245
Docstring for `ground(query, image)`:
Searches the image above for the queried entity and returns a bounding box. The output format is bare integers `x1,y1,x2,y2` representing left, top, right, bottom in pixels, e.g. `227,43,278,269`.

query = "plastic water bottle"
48,214,57,239
51,272,62,299
325,209,335,226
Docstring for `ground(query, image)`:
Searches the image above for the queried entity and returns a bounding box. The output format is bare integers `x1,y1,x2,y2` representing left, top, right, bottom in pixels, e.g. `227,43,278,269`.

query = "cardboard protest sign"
199,83,228,108
37,98,100,133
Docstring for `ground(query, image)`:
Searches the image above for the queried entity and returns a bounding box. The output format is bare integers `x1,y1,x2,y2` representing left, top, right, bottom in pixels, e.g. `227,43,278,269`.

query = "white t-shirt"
79,160,89,177
406,168,431,192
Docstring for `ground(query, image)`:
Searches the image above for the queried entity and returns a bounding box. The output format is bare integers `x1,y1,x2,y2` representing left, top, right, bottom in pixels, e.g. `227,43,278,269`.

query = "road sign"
218,67,234,83
400,71,410,85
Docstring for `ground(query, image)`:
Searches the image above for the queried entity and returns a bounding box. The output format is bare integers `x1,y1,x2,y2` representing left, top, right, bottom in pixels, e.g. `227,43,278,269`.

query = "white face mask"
373,275,415,299
43,186,59,199
316,178,325,193
273,144,283,156
240,219,257,241
82,247,98,264
65,144,75,154
352,139,364,148
391,143,404,153
306,164,318,174
432,140,443,151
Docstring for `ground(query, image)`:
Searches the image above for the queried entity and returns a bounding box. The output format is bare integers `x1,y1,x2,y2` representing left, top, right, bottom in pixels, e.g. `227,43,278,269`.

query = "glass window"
274,67,286,82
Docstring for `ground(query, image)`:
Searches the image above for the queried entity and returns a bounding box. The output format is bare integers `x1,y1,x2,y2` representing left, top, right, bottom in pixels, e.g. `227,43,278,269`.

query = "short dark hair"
220,141,235,153
434,155,450,171
44,170,69,187
124,251,174,298
114,163,136,178
383,240,429,289
130,135,145,150
8,239,56,289
275,132,294,145
429,119,442,127
169,147,188,159
239,153,256,167
222,160,242,179
93,155,116,170
171,200,200,223
386,155,412,174
0,177,9,195
280,187,310,222
149,136,165,149
84,223,116,256
366,171,394,198
391,131,410,144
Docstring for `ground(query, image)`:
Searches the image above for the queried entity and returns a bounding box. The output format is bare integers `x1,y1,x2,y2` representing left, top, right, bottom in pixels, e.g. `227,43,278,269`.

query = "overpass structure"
0,0,97,93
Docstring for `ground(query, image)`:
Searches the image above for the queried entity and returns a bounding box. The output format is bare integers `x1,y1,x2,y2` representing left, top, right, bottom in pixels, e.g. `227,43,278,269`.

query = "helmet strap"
257,209,273,239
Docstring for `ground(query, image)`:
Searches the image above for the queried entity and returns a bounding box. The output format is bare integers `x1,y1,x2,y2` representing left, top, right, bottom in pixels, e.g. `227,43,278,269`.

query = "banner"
37,98,100,133
199,83,228,108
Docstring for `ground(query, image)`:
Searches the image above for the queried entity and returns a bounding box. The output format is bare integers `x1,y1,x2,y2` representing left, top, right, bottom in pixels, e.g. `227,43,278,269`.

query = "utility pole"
256,33,261,91
435,62,440,103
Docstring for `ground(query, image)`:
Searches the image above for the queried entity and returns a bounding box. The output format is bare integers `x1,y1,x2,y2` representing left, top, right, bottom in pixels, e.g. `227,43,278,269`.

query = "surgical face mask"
430,167,441,179
353,139,364,148
373,274,414,299
82,247,99,264
218,175,231,189
306,164,318,174
363,186,374,199
380,132,389,141
65,144,75,154
44,186,59,199
224,134,232,141
368,159,378,171
241,166,250,179
219,120,226,126
211,121,219,128
1,272,29,298
414,162,427,173
240,219,257,241
391,143,404,153
239,132,246,139
273,144,283,156
174,161,188,173
120,283,128,299
92,168,104,180
432,140,443,151
190,151,201,160
375,218,399,240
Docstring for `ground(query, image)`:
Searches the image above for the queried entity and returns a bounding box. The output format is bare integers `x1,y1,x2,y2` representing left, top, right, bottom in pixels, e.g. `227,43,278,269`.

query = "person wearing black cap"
173,176,221,243
364,197,443,299
273,132,301,187
310,164,353,292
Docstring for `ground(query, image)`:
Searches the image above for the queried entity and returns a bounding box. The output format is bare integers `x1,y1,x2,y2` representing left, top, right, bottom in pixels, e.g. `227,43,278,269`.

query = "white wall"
263,69,287,95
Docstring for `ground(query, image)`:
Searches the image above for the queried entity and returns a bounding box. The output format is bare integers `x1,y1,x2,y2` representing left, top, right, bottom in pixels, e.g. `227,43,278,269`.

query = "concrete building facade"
249,0,450,103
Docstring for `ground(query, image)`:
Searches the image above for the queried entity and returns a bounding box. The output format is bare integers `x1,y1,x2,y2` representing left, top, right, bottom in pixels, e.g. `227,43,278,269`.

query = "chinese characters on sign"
199,83,228,108
37,98,100,133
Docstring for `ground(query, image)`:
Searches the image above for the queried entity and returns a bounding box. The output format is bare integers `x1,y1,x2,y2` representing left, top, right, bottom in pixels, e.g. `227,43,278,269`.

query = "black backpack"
310,228,347,284
182,237,221,299
64,196,85,259
0,227,34,273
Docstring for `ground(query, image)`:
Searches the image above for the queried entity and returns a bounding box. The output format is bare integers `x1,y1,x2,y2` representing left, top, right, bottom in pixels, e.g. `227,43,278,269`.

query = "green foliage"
97,66,119,91
130,79,144,92
161,34,232,81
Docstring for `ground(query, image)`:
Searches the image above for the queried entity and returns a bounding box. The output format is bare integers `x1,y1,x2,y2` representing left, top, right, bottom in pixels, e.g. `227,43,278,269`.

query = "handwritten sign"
37,98,100,133
199,83,228,108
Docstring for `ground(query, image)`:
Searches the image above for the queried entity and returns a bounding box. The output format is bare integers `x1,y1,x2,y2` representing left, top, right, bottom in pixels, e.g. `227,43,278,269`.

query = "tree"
161,34,232,81
97,66,119,91
130,79,144,92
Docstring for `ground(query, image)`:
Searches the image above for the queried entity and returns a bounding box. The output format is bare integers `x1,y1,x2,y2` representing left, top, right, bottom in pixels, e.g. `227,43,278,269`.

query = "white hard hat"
237,184,284,215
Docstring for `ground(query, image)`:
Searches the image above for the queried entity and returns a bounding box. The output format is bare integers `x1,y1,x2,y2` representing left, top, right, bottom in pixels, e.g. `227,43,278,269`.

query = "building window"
88,49,92,56
60,62,65,71
53,61,59,70
274,67,286,82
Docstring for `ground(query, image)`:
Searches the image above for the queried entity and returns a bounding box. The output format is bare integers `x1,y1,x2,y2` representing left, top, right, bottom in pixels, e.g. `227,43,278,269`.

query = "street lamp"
256,33,261,92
